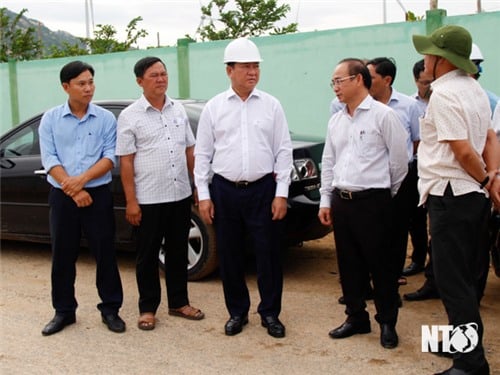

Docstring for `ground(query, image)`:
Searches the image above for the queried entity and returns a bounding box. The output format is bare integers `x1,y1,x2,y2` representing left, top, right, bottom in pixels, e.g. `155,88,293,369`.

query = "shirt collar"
388,88,401,105
430,69,466,90
138,94,173,112
62,101,96,119
226,87,261,101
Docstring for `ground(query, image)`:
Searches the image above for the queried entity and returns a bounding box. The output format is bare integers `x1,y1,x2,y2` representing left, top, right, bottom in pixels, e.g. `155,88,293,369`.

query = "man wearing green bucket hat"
412,25,499,375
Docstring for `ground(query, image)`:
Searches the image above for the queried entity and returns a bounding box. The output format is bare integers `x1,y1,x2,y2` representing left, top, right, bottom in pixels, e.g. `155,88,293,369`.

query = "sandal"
137,312,156,330
168,305,205,320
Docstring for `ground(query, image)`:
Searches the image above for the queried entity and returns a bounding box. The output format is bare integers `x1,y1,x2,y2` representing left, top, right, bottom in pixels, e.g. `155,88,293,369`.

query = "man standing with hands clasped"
412,25,499,375
39,61,125,336
194,38,292,338
318,58,408,349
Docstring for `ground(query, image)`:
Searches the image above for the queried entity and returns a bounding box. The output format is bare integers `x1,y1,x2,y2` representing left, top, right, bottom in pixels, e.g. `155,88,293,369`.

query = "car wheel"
158,206,218,281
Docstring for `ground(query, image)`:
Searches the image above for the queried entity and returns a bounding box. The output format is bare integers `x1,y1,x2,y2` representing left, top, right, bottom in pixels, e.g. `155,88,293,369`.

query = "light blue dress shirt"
39,102,117,188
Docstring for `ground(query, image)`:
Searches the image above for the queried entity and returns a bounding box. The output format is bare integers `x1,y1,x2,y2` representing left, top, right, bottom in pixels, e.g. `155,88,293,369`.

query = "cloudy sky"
3,0,500,48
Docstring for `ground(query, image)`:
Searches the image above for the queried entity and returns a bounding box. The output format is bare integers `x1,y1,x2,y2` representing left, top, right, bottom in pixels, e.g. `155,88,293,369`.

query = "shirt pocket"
136,121,165,146
357,130,382,159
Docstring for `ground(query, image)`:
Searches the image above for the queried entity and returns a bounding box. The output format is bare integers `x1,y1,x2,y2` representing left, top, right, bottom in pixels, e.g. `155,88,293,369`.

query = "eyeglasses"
330,75,356,88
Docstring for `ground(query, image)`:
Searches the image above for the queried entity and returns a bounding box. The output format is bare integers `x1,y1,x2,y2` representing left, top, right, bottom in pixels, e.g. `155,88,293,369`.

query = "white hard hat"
470,43,484,62
223,38,263,63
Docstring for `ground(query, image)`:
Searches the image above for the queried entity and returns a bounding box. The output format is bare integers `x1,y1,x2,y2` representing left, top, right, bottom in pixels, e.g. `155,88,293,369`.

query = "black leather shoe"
434,361,489,375
102,313,126,333
224,315,248,336
261,316,285,338
380,323,398,349
328,321,371,339
42,313,76,336
430,340,454,359
402,262,425,276
403,285,440,301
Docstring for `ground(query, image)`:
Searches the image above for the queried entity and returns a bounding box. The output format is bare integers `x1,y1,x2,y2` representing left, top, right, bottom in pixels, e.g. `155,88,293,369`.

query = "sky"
3,0,500,48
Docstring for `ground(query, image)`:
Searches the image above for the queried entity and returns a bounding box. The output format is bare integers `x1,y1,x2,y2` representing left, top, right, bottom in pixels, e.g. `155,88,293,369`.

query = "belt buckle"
235,181,249,188
339,190,353,200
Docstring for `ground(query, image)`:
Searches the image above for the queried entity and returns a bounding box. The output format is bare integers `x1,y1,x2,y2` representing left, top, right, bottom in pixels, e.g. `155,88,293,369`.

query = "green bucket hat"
412,25,477,74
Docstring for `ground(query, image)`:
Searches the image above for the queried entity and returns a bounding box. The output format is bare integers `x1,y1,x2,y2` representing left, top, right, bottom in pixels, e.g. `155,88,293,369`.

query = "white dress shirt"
319,95,409,208
194,87,293,201
418,69,491,205
116,95,195,204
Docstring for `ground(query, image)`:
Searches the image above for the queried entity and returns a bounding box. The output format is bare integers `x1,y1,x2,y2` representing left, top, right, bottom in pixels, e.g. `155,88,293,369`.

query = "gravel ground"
1,237,499,375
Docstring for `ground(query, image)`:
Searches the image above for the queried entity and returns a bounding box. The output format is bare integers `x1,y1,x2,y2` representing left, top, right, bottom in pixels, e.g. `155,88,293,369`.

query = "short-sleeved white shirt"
116,95,195,204
417,70,491,205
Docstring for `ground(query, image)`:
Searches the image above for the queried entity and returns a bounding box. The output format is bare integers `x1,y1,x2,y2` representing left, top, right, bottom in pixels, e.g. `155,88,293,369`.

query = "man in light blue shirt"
366,57,423,295
39,61,125,336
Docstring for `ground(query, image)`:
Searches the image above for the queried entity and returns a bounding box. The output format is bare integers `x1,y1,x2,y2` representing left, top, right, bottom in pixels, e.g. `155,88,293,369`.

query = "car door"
0,116,51,241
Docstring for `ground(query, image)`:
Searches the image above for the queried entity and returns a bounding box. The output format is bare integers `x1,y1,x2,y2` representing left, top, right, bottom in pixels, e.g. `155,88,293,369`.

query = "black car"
0,99,331,280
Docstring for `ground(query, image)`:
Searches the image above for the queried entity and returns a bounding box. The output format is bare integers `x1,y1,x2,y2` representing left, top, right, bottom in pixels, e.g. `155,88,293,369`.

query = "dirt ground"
1,236,499,375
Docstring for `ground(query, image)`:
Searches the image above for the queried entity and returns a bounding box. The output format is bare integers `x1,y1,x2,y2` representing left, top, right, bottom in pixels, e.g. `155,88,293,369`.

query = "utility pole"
85,0,95,38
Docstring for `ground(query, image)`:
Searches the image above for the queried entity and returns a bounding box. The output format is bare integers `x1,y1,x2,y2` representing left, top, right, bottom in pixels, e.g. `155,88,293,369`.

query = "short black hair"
134,56,166,78
60,61,94,84
339,58,372,89
413,59,425,80
366,57,397,86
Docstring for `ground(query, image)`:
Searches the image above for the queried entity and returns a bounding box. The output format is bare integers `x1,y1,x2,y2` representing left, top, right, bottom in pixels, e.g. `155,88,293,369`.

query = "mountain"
4,8,85,53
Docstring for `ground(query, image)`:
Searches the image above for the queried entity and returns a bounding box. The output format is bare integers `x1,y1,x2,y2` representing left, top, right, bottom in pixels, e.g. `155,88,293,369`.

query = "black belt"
215,173,272,189
334,188,388,200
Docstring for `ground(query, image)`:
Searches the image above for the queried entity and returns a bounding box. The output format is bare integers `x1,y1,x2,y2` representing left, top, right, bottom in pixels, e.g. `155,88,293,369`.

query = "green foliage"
406,11,425,21
46,41,89,58
80,16,148,54
0,7,43,62
1,9,148,61
193,0,298,41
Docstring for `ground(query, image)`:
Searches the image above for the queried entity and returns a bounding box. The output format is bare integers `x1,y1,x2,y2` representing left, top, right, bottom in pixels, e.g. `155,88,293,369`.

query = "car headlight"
291,158,318,181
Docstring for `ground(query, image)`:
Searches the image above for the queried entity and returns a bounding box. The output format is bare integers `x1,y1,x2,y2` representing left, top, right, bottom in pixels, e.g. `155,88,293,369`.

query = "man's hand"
318,207,332,226
271,197,287,221
61,175,86,197
72,190,93,207
125,201,142,226
198,199,214,225
490,174,500,209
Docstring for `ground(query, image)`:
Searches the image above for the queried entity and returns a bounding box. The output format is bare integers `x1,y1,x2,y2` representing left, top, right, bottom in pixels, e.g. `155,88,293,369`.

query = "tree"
0,7,43,62
405,11,424,21
46,41,89,59
81,16,148,54
47,16,148,57
193,0,298,41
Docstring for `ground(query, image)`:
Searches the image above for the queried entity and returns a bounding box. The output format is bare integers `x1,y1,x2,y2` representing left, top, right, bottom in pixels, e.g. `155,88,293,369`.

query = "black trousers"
390,163,416,280
210,174,284,319
136,197,191,313
428,186,490,371
48,186,123,316
408,161,429,266
332,189,399,325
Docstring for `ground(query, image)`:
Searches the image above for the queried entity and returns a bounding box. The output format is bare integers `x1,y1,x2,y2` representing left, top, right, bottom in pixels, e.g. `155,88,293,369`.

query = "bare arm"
449,139,491,186
120,154,141,226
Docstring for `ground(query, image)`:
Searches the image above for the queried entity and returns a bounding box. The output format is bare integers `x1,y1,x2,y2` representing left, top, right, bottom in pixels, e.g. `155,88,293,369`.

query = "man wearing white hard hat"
194,38,293,338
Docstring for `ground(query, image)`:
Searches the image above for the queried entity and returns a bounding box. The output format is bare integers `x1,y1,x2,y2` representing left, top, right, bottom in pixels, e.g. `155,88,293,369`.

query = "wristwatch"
479,175,490,189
